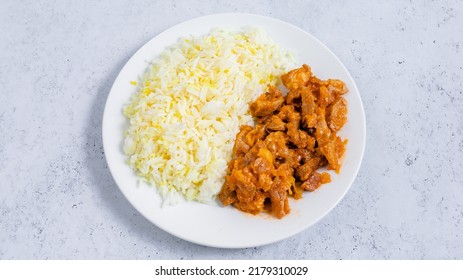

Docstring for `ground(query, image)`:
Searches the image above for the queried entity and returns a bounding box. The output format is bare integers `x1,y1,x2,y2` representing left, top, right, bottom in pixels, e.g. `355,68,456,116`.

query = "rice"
123,27,295,204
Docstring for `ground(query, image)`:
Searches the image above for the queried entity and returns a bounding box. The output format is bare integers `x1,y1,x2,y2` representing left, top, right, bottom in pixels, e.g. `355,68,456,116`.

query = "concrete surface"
0,0,462,259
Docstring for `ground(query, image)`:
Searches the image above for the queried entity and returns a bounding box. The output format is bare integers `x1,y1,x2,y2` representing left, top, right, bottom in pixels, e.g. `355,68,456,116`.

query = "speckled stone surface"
1,0,462,259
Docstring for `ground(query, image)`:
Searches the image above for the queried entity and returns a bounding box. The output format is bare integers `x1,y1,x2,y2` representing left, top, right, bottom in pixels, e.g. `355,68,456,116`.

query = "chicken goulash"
218,65,348,218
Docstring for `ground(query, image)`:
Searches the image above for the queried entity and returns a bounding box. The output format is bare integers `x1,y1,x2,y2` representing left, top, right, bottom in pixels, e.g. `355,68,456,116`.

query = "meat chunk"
318,85,335,109
314,107,332,145
265,115,286,131
301,172,321,192
300,87,317,128
286,122,313,149
257,173,273,192
274,162,295,179
293,148,312,166
296,157,322,181
281,64,312,91
269,171,292,218
265,131,294,165
308,76,324,92
276,105,311,149
327,97,348,132
256,146,274,165
228,157,246,173
265,132,290,159
285,89,301,105
218,178,237,206
233,125,253,156
301,171,331,192
318,135,347,173
233,167,258,203
278,105,301,129
250,85,284,117
245,124,266,147
244,140,266,165
234,190,267,215
326,79,348,95
291,182,304,199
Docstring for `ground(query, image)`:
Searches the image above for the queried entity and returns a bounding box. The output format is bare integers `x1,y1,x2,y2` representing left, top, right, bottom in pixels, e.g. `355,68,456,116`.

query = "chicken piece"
314,107,332,145
318,85,335,108
234,190,267,215
313,148,329,167
233,167,258,204
300,86,317,128
320,172,332,184
281,64,312,91
296,157,322,181
285,88,301,105
256,114,272,124
301,171,331,192
245,124,266,147
265,115,286,131
308,76,324,92
286,122,314,149
264,132,292,161
327,97,348,132
257,146,274,165
274,162,295,179
326,79,348,95
278,104,311,149
301,172,322,192
218,177,237,206
251,154,275,192
278,105,301,125
278,104,314,150
243,140,266,165
251,152,274,176
274,163,295,191
290,181,305,199
293,148,312,166
257,173,273,192
318,135,347,173
227,157,246,173
227,159,235,172
269,175,292,218
233,125,253,156
250,86,284,117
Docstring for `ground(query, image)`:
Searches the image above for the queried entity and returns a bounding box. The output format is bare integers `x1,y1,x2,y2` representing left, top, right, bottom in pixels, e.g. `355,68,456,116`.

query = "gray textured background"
1,0,462,259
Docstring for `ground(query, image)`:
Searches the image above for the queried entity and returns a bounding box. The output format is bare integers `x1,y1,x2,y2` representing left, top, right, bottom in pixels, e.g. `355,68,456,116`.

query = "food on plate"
218,64,348,218
123,27,294,204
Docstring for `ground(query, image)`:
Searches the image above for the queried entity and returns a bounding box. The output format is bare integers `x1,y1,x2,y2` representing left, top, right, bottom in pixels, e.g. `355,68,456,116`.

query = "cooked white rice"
123,27,295,204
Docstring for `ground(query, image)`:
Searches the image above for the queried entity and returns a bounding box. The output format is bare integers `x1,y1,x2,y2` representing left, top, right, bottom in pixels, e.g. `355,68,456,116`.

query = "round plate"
102,13,366,248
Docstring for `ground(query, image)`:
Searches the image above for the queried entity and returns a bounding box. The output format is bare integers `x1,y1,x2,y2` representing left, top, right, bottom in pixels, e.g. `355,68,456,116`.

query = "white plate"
102,13,366,248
